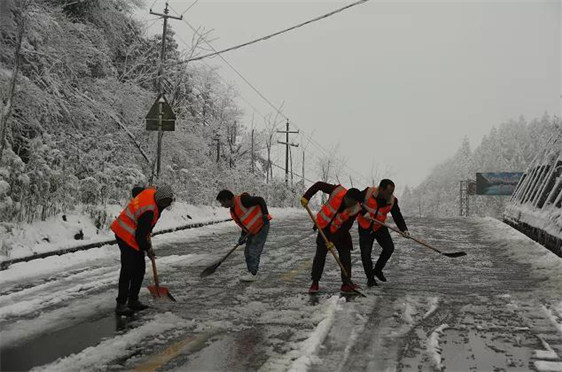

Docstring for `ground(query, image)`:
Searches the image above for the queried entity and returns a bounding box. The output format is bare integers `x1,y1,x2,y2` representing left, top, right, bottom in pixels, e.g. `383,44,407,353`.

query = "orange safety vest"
357,187,395,231
110,189,160,250
230,193,272,235
316,185,361,234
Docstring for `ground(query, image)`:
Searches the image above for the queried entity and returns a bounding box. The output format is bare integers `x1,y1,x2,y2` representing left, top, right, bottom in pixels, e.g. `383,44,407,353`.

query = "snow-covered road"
1,214,561,371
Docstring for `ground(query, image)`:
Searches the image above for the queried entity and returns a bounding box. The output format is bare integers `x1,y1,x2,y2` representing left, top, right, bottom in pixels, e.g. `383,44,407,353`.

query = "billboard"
475,172,524,196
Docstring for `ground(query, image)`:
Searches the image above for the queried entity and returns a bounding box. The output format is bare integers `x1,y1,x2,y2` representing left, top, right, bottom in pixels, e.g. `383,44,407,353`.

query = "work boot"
367,277,378,287
128,299,149,311
308,281,319,294
115,303,134,316
340,282,360,294
240,272,258,282
373,269,387,282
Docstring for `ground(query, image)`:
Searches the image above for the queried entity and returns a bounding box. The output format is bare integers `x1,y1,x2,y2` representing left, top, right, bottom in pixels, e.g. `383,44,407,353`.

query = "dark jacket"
135,204,165,251
303,182,360,235
230,194,269,237
237,193,269,215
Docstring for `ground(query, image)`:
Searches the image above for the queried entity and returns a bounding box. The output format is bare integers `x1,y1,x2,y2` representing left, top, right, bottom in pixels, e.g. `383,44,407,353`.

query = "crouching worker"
301,182,363,294
110,185,174,316
216,189,271,282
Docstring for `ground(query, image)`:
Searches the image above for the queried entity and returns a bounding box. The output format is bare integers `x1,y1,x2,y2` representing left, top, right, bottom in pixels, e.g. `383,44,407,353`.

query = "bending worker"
357,179,409,287
301,182,363,294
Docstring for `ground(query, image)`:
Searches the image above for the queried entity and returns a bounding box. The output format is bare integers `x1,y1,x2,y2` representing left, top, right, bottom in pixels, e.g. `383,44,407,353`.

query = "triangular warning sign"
146,94,176,131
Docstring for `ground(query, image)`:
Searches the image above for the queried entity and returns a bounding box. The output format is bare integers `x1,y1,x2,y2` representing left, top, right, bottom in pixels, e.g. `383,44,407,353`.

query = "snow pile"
481,218,562,284
0,204,299,263
287,296,343,372
427,324,448,369
0,202,229,262
0,245,118,286
504,203,562,241
504,132,562,241
534,361,562,372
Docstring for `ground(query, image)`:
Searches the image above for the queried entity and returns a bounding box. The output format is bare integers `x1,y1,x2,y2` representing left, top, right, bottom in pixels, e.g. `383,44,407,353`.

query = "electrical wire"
167,4,371,186
180,0,200,16
149,0,159,11
183,0,369,62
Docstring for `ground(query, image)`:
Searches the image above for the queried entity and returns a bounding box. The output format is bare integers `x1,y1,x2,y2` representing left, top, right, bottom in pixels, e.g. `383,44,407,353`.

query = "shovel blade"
147,285,176,301
442,251,467,258
200,261,221,278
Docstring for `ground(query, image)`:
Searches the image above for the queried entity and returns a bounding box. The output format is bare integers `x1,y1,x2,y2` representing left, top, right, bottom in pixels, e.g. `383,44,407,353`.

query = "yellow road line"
133,330,219,372
280,259,312,281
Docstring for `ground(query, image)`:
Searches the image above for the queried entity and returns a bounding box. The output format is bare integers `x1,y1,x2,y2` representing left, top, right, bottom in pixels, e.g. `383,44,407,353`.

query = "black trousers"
358,226,394,279
311,231,353,283
116,237,146,304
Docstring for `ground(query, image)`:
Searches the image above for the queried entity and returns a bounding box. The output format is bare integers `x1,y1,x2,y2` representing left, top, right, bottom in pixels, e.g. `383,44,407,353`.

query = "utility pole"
289,145,293,186
251,128,255,173
214,136,220,163
277,120,299,185
459,180,469,216
150,2,182,180
302,150,305,185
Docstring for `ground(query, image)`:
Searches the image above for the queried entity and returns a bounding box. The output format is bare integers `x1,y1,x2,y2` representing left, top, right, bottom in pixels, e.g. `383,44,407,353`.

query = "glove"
238,235,247,245
262,215,270,224
300,197,309,208
326,241,336,251
146,247,156,259
402,230,411,238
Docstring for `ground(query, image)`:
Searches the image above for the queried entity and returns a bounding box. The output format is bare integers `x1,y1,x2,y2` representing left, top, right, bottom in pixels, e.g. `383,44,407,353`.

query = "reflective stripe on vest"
230,194,270,235
110,189,160,250
358,187,395,231
316,185,350,233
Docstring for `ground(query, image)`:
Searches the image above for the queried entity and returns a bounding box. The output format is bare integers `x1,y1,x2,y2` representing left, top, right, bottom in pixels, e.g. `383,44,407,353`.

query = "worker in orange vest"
301,182,363,294
110,185,174,316
357,179,409,287
216,189,271,282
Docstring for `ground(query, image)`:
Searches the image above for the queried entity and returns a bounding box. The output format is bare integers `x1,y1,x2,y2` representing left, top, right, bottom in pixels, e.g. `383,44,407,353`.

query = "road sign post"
146,94,175,180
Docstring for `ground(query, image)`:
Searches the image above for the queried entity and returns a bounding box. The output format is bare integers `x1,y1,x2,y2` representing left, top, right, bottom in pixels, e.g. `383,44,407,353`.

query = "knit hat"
154,184,174,204
345,188,362,202
132,185,145,198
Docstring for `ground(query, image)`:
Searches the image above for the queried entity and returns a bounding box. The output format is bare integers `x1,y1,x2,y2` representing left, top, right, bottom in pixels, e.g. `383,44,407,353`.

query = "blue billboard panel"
475,172,523,195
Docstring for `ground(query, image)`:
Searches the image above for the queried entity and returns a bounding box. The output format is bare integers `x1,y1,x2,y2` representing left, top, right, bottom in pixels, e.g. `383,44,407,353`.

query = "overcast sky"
137,0,561,191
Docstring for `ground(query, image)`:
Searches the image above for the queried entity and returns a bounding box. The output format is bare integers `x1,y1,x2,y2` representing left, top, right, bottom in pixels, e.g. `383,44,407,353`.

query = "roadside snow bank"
0,203,229,261
480,218,562,283
0,204,300,265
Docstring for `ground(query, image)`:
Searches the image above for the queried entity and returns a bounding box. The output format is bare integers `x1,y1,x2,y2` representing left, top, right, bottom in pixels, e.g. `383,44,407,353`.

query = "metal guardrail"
503,218,562,257
0,218,232,271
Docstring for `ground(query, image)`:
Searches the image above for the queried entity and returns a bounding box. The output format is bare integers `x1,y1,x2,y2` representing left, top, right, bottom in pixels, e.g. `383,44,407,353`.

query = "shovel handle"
368,218,443,254
303,205,351,280
150,256,160,290
222,230,251,261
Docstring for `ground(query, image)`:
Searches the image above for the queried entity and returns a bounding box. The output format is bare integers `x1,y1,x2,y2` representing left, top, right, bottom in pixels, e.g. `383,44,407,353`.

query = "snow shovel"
200,231,251,278
303,204,366,298
368,218,467,258
148,256,177,302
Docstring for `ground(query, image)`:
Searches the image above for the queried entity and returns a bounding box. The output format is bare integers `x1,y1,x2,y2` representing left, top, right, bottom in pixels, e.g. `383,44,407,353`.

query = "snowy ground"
1,213,561,371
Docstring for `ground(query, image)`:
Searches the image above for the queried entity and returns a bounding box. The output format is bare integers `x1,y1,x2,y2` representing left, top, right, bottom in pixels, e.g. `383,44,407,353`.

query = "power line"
168,4,370,186
183,18,372,186
270,161,314,184
180,0,200,16
169,29,271,123
181,0,370,63
149,0,160,11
